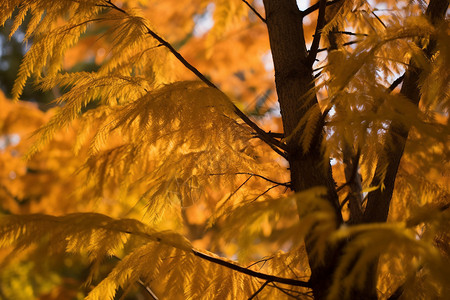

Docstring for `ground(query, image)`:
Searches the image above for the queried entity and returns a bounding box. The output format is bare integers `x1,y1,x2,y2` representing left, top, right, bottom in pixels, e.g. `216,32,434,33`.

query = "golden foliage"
0,0,449,299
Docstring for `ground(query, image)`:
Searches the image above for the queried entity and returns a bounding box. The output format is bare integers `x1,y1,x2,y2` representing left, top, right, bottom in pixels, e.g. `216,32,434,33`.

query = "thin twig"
248,280,271,299
300,0,342,18
222,175,253,206
336,183,347,193
321,106,332,125
339,195,350,209
192,249,311,288
387,73,405,92
387,284,404,300
316,40,361,53
105,0,126,14
251,184,282,202
269,283,302,299
209,172,290,187
271,282,312,297
329,30,368,36
241,0,266,23
112,256,159,299
312,65,327,72
137,279,159,300
102,0,287,155
372,11,387,28
267,132,285,139
261,139,288,159
246,256,274,269
286,263,300,278
60,18,106,33
307,0,328,66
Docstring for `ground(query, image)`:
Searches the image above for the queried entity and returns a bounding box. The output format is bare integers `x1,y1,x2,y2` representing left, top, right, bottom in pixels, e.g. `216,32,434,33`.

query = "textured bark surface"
263,1,342,299
262,0,340,211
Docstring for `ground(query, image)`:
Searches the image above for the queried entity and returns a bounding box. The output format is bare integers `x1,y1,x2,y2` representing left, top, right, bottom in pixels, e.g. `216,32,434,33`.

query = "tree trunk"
262,1,343,299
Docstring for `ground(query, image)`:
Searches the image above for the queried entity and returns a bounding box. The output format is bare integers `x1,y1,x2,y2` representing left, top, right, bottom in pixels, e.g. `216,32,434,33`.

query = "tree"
0,0,449,299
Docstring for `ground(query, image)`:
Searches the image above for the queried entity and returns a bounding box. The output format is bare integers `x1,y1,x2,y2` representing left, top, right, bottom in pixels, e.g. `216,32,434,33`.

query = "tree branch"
387,284,404,300
246,256,274,269
252,184,284,202
221,175,253,206
316,40,361,53
364,0,449,223
300,0,341,18
241,0,266,23
111,231,311,290
210,172,290,187
192,249,311,288
102,0,287,155
387,73,405,92
255,137,287,158
104,0,126,14
329,30,368,37
137,279,159,300
112,256,159,299
248,280,271,299
270,282,311,298
267,132,285,139
371,11,386,28
307,0,327,66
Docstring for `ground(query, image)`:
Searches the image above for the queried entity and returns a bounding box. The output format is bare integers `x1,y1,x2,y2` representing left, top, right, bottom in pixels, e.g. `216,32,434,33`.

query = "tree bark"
262,1,342,299
262,0,341,215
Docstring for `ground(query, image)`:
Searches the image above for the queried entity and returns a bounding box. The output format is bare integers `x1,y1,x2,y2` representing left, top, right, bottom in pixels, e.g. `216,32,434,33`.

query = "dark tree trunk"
262,1,343,299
